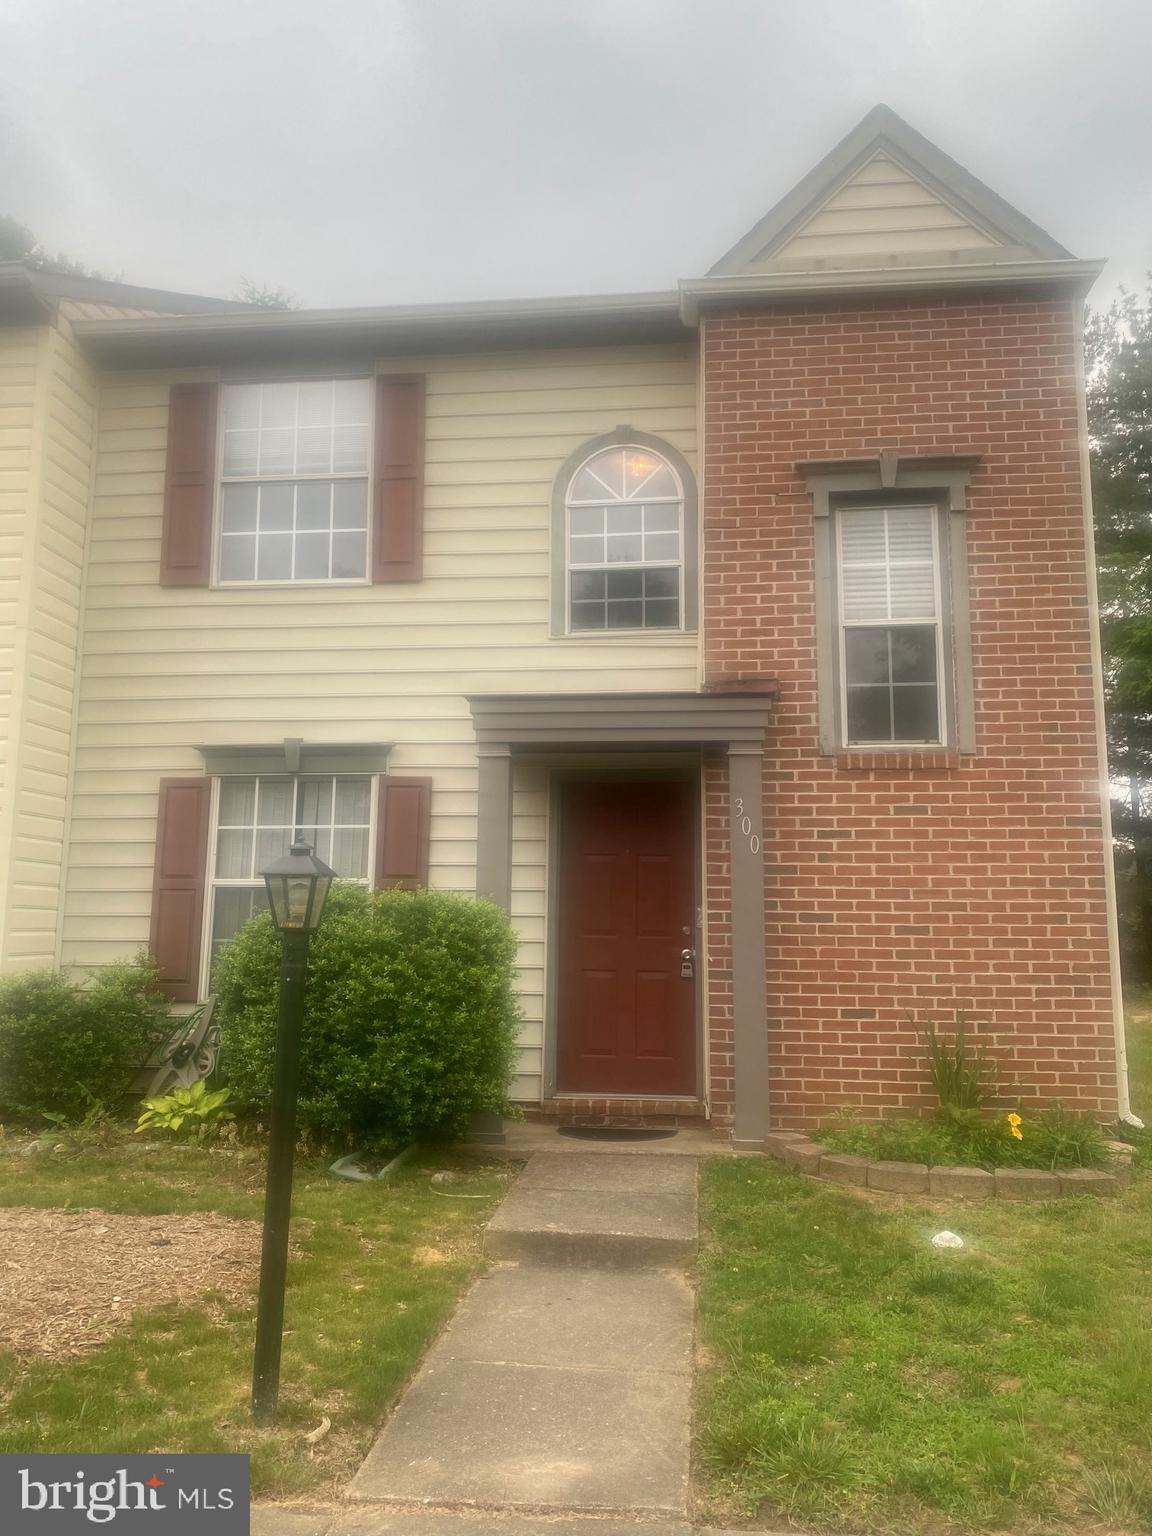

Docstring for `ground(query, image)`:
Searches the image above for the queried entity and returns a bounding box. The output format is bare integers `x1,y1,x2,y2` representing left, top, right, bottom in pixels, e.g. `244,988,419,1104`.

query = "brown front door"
556,779,697,1096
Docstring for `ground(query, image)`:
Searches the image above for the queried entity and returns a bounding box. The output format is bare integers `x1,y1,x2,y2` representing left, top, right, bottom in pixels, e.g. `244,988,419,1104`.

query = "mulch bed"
0,1208,264,1360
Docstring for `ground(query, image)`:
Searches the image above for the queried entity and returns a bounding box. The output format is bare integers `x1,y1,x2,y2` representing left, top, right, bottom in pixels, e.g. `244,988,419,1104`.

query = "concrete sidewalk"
252,1510,763,1536
346,1153,698,1519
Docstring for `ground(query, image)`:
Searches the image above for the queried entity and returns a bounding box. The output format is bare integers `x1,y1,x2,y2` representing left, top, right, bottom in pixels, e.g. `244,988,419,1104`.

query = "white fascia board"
679,259,1106,322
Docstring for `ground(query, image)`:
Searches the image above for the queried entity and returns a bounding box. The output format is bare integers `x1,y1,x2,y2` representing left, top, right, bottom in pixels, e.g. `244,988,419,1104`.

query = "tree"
1086,283,1152,978
0,214,37,263
0,212,104,277
232,277,300,310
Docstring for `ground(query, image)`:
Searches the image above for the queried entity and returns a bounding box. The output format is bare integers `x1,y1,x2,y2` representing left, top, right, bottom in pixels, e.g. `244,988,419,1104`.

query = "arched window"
563,443,686,632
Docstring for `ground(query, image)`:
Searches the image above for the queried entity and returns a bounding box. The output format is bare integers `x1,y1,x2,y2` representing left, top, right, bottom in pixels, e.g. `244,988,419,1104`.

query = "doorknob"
680,948,695,979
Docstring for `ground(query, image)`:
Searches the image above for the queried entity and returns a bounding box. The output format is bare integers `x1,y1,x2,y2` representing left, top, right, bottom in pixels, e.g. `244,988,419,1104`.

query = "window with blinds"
836,506,944,744
207,775,373,983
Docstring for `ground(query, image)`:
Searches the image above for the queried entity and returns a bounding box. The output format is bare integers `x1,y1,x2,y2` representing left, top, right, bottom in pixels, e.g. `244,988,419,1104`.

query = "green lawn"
695,1006,1152,1533
1126,986,1152,1112
0,1141,508,1497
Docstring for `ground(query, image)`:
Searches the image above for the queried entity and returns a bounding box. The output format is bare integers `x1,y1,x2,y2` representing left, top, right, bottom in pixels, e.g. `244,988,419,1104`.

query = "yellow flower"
1011,1125,1023,1140
1007,1113,1022,1127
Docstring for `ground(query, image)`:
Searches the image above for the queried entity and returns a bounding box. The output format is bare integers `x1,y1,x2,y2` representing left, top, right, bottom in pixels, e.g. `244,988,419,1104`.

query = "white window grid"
835,505,946,747
216,378,373,586
201,773,375,995
565,446,685,633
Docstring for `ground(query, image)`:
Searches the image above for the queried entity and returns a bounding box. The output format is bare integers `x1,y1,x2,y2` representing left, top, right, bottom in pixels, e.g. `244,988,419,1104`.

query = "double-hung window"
836,505,944,745
206,774,372,979
565,445,684,631
218,379,371,584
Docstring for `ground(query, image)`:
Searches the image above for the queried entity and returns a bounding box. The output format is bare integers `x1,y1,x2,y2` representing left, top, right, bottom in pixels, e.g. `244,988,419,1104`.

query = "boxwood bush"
215,885,519,1149
0,958,169,1122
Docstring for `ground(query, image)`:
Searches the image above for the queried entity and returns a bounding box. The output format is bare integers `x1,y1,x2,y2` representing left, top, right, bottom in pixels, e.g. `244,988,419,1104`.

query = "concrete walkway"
253,1511,760,1536
347,1152,698,1520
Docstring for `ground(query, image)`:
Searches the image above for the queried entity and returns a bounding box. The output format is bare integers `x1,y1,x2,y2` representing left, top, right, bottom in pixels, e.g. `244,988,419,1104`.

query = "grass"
694,1002,1152,1533
0,1138,509,1497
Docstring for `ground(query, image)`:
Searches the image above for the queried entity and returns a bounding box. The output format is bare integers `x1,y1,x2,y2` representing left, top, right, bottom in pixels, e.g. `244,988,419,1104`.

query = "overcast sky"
2,0,1149,311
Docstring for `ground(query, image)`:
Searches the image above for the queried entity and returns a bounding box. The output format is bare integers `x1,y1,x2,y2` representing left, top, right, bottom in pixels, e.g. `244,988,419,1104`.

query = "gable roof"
48,105,1102,368
708,104,1075,278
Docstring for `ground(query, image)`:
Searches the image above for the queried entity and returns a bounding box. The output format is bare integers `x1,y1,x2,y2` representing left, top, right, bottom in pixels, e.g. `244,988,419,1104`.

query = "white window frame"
835,504,947,748
213,377,375,590
564,445,686,635
199,772,377,997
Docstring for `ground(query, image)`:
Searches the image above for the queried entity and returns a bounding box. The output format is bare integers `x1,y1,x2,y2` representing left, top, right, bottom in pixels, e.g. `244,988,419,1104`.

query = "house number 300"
733,797,761,855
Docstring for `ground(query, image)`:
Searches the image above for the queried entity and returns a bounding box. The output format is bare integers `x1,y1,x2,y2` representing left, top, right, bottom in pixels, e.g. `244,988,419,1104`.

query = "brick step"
533,1098,710,1130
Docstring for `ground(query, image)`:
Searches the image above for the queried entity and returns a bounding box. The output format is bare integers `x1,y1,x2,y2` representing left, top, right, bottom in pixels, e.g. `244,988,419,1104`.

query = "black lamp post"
251,838,334,1426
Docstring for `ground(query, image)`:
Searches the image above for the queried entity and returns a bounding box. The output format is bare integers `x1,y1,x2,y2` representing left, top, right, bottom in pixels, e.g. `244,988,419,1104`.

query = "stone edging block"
768,1138,1121,1201
928,1165,994,1199
868,1159,929,1194
780,1140,826,1175
819,1153,871,1187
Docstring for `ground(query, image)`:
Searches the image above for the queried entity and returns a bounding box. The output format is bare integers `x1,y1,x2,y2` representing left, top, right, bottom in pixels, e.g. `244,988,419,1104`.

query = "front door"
555,779,697,1096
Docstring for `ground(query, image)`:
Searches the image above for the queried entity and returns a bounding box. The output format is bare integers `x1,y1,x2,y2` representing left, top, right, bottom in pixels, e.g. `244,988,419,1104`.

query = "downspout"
1072,300,1143,1127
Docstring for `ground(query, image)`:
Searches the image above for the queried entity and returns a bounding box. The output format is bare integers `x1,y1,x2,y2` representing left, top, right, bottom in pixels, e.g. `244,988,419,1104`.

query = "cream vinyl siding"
62,343,699,1102
761,153,1003,271
0,328,40,964
0,321,96,967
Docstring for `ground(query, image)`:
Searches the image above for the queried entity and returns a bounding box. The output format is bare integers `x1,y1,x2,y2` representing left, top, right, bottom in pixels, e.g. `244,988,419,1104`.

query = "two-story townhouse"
0,106,1133,1144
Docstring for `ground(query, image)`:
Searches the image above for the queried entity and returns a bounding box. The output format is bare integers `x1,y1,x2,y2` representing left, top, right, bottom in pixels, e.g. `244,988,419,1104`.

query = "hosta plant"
136,1080,235,1143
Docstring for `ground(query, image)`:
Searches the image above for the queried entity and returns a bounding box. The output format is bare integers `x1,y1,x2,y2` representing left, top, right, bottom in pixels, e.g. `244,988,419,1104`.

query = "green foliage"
921,1011,997,1116
215,884,519,1149
136,1080,235,1142
0,959,169,1123
1087,285,1152,981
41,1096,122,1155
822,1103,1110,1170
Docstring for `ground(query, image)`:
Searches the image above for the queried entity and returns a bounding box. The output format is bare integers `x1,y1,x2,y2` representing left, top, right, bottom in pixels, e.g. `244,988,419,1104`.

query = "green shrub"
0,958,169,1123
215,884,519,1149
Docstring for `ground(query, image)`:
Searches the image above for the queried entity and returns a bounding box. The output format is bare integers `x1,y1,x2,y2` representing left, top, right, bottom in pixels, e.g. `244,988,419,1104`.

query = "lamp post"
251,838,334,1426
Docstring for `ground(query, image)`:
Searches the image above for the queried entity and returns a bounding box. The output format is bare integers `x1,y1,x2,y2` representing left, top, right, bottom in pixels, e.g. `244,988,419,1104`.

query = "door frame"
542,758,704,1101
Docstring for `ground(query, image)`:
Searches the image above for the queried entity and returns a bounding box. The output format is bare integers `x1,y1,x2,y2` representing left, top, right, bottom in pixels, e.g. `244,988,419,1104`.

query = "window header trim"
798,453,982,518
198,740,393,777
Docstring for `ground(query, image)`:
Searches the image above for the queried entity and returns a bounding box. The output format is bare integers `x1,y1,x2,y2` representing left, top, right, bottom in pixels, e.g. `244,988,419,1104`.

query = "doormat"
557,1126,678,1142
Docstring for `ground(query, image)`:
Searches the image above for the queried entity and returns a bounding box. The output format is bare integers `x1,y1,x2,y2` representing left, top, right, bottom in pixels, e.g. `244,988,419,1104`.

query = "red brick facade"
700,295,1120,1131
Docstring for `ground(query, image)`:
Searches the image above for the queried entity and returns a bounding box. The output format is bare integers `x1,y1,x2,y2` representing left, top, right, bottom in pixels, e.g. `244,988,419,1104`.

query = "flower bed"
819,1106,1111,1171
764,1130,1126,1199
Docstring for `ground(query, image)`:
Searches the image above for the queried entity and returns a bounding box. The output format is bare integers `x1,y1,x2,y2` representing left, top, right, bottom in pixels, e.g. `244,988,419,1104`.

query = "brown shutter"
375,776,432,889
161,383,218,587
372,375,425,582
149,778,212,1000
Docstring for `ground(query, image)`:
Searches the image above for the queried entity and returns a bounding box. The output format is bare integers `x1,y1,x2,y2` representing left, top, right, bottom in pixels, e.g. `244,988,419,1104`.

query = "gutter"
679,258,1107,321
71,289,689,366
